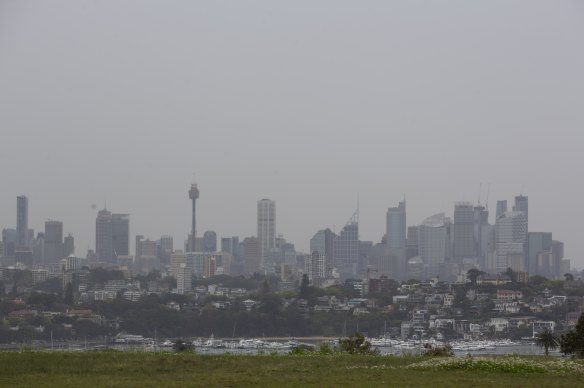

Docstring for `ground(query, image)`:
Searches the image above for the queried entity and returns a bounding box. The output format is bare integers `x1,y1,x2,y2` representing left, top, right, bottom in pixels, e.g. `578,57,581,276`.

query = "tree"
299,274,310,299
535,329,559,356
504,268,517,283
564,273,575,282
173,339,194,353
260,278,271,294
560,313,584,358
467,269,485,286
338,332,377,355
64,283,74,305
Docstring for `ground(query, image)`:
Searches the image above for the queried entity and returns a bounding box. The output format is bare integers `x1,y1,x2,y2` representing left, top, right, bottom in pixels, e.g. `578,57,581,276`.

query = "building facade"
44,220,64,265
257,199,276,272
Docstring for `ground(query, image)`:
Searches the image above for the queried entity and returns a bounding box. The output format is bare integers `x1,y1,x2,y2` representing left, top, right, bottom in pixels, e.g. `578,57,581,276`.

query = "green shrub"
422,343,453,357
338,333,379,355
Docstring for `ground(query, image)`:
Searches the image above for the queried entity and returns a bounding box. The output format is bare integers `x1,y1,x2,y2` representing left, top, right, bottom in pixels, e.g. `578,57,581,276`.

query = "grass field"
1,351,584,387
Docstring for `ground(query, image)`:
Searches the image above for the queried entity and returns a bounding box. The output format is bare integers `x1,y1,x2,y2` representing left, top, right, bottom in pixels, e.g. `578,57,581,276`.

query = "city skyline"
0,186,578,269
1,1,583,267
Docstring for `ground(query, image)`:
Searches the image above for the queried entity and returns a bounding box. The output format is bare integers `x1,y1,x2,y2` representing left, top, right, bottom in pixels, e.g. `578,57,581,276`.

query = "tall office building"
333,210,360,279
496,200,508,220
242,236,261,275
64,233,75,257
406,226,419,260
96,210,113,262
453,202,475,261
176,263,192,294
221,236,241,273
136,236,157,260
387,201,406,249
44,220,64,265
257,199,276,272
513,195,529,228
527,232,552,276
2,228,17,257
188,183,200,252
170,250,187,278
305,251,326,284
386,201,406,279
158,235,173,264
551,240,565,279
111,214,129,258
419,214,449,272
31,233,44,267
494,211,527,273
96,209,129,263
310,228,335,278
473,206,492,270
203,230,217,252
221,237,233,254
16,196,29,249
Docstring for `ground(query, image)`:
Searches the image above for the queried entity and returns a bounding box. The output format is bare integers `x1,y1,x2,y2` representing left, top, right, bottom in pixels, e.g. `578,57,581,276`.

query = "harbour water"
8,336,557,357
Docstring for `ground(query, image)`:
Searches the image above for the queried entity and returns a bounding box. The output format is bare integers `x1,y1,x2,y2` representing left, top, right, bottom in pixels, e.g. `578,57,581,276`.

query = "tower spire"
189,180,200,252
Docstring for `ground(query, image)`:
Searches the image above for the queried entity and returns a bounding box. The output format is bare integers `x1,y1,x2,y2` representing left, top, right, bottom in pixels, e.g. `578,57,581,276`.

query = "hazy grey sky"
1,1,583,267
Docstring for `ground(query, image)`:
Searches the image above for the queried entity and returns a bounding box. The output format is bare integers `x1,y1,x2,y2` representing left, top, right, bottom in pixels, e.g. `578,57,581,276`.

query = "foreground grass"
0,352,583,387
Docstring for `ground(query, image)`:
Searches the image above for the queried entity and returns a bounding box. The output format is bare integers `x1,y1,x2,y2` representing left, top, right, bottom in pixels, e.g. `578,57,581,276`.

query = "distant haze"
1,1,583,267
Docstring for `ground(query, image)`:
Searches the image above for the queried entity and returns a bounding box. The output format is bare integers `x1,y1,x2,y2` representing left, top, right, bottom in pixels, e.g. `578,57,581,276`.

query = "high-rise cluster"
0,186,570,294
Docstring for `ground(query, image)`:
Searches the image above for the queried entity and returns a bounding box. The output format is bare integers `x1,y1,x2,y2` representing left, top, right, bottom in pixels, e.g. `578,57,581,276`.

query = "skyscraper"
44,220,64,265
406,226,420,260
158,235,173,264
16,196,29,249
406,226,419,260
96,209,113,262
495,211,527,273
2,228,17,257
188,183,199,252
513,195,529,228
473,206,491,269
111,213,130,258
333,209,359,279
386,201,406,279
496,200,508,220
242,236,261,275
64,233,75,257
419,213,449,272
453,202,475,261
221,237,233,254
257,199,276,272
203,230,217,252
96,209,129,263
310,228,335,278
527,232,552,276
